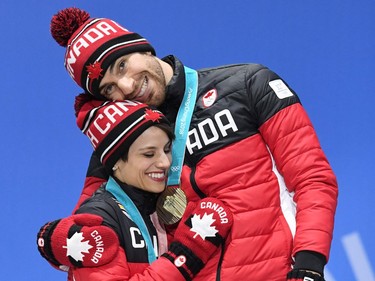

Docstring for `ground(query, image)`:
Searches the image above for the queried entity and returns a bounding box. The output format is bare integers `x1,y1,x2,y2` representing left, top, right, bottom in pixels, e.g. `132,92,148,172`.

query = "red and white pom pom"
50,7,90,47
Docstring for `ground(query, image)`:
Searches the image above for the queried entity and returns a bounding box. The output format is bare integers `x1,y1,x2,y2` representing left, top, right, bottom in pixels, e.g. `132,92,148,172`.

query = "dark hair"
120,123,175,162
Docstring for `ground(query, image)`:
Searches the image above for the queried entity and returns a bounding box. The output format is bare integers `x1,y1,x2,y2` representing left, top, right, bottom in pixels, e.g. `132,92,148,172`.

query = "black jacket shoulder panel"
75,189,157,263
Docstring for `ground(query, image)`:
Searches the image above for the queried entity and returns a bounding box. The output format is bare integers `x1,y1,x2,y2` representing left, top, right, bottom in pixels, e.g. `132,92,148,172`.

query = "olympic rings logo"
170,166,181,172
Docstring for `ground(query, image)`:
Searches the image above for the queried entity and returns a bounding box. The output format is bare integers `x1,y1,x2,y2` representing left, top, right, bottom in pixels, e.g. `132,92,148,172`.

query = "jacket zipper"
216,243,225,281
189,166,207,199
189,166,224,280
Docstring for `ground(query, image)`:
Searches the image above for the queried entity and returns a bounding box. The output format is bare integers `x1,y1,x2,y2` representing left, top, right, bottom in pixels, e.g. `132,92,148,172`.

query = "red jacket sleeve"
72,247,187,281
72,152,109,213
259,103,338,261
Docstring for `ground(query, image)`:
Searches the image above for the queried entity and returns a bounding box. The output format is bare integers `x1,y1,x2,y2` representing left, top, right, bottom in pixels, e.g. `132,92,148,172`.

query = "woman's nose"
156,153,172,169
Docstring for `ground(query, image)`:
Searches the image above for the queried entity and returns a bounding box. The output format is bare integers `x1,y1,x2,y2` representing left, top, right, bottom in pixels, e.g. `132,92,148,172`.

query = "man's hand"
162,197,233,280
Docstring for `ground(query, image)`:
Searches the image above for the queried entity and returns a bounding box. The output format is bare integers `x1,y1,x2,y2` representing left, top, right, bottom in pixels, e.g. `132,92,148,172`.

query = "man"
39,7,338,281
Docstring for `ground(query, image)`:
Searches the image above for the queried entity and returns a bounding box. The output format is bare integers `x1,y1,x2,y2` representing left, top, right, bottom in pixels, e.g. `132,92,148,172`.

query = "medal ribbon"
106,176,157,263
167,66,198,186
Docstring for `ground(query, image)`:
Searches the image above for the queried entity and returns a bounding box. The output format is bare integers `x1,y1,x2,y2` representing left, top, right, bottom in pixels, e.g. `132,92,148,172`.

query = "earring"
112,166,118,171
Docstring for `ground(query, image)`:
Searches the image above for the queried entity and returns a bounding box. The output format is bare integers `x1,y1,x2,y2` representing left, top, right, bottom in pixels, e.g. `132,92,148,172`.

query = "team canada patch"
202,89,217,108
174,255,187,267
269,79,294,99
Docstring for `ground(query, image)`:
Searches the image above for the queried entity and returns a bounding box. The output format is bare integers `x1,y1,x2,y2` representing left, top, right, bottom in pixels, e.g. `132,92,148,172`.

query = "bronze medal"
157,186,187,225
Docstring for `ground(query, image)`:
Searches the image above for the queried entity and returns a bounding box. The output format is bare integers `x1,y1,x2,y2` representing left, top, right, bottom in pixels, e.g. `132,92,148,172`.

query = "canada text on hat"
76,98,168,170
50,7,155,98
65,19,129,80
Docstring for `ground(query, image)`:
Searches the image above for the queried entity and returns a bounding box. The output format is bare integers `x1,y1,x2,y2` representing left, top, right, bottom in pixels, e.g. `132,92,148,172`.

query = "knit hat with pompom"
50,7,155,98
75,93,169,172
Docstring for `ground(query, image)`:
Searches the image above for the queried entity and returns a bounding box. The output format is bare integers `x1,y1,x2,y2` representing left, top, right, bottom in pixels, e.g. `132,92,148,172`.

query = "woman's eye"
164,143,172,153
144,153,154,158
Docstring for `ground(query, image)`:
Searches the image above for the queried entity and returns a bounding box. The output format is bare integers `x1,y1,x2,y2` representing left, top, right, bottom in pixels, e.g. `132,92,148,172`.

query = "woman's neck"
114,178,160,216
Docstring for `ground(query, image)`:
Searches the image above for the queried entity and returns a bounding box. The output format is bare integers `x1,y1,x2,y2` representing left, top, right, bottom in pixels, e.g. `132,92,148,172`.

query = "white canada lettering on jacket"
86,101,141,148
186,109,238,155
66,21,118,79
129,227,159,256
200,201,229,224
90,230,105,264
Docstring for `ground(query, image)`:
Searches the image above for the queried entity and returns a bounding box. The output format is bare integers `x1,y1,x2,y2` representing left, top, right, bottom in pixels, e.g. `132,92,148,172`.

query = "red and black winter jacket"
73,56,338,280
71,182,185,281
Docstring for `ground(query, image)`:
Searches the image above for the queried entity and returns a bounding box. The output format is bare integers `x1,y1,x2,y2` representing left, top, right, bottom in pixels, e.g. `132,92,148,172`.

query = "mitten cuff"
37,219,62,267
162,241,204,281
287,268,325,281
294,250,326,276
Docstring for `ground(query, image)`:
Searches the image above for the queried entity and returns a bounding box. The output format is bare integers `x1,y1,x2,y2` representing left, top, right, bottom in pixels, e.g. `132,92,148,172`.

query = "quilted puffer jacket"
74,55,338,280
71,183,184,281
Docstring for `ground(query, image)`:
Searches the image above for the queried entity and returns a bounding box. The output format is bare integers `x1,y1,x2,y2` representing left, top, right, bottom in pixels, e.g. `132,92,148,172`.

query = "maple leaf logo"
144,109,162,123
63,232,93,262
204,90,214,99
190,212,218,240
86,61,103,80
202,89,217,108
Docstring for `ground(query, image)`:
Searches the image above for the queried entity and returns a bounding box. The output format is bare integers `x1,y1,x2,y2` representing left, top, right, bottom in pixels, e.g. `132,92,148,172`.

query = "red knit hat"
75,94,169,171
51,7,155,98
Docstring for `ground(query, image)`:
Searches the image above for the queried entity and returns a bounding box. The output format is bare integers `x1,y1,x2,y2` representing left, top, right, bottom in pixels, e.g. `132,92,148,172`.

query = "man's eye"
103,84,114,97
119,60,126,72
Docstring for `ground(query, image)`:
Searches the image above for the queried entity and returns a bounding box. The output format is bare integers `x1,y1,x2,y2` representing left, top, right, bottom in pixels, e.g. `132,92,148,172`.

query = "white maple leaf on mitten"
63,232,93,262
190,213,218,240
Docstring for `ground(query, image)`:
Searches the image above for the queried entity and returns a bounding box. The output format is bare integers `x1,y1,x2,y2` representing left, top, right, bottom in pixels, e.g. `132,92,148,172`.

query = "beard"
143,55,167,107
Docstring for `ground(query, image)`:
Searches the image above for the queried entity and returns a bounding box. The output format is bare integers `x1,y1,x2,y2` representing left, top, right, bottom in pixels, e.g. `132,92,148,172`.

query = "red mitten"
37,214,119,270
162,197,233,280
287,269,325,281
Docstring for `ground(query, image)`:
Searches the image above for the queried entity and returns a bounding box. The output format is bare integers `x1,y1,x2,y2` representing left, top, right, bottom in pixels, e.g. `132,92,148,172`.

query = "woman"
37,94,233,281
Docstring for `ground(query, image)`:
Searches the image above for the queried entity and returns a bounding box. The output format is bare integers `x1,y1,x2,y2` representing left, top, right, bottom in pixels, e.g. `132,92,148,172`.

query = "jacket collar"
158,55,186,124
113,177,159,216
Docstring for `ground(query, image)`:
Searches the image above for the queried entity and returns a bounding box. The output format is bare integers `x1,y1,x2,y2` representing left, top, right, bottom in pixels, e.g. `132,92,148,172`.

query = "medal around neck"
157,185,187,225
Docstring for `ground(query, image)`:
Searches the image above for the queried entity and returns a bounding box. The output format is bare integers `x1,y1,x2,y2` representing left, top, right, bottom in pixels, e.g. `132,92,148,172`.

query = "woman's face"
113,126,172,193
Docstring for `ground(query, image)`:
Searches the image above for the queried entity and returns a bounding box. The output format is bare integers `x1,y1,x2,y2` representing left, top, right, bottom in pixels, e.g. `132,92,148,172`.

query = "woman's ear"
112,158,123,177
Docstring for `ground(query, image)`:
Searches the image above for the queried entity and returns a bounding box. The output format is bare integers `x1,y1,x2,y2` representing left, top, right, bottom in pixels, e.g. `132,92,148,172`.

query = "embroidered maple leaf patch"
63,232,93,262
144,108,162,122
190,212,218,240
86,61,103,80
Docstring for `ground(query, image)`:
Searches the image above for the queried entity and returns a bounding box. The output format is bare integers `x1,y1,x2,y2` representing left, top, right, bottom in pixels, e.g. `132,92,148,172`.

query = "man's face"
99,52,167,107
